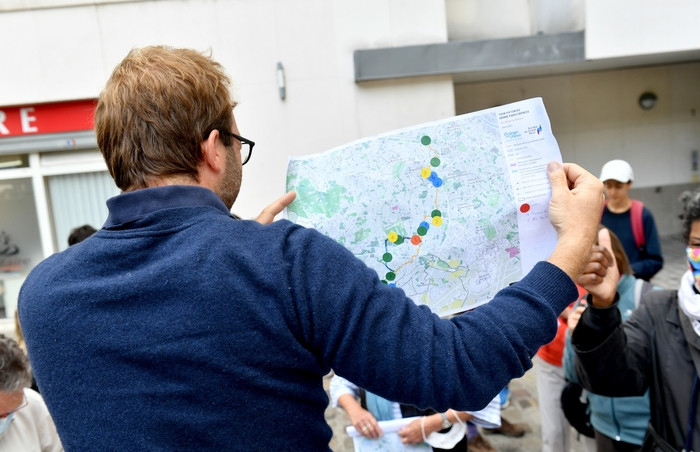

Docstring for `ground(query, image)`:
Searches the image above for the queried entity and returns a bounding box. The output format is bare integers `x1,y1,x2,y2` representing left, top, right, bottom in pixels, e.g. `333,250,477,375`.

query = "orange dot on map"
411,235,422,245
520,204,531,213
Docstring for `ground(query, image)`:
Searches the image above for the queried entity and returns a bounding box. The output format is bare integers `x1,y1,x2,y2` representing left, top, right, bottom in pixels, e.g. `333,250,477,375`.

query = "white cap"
600,159,634,183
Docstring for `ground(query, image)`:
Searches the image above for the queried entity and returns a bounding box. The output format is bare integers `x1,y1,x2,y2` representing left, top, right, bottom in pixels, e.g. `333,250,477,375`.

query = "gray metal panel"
0,130,97,155
354,31,585,82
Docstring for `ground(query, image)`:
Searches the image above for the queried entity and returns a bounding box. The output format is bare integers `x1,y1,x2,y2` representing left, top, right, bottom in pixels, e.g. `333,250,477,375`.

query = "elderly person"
0,334,62,451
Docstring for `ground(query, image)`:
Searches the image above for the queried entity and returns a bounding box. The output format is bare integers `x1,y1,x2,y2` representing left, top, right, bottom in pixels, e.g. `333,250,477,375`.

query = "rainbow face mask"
686,247,700,285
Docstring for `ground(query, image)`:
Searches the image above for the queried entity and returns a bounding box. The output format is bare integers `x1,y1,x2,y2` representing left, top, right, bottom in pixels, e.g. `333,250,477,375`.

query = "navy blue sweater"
19,185,577,451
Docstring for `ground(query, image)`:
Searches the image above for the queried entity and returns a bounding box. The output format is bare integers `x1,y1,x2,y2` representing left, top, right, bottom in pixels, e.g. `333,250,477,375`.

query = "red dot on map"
520,204,531,213
410,235,422,245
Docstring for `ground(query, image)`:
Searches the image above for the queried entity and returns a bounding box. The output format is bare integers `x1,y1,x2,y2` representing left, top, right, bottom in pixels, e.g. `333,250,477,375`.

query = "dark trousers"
595,429,642,452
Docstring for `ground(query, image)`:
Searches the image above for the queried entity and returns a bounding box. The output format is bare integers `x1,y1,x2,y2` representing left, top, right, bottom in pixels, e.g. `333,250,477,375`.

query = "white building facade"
0,0,698,333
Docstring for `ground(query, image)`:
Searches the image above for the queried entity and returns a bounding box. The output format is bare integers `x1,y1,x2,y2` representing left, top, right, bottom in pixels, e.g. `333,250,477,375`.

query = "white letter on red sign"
20,107,38,133
0,110,9,135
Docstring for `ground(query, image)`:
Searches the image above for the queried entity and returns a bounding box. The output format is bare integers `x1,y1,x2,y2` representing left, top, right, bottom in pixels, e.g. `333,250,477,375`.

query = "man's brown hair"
94,46,235,191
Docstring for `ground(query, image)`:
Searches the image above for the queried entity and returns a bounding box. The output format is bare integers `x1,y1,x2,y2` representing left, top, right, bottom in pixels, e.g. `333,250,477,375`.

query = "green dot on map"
382,253,393,262
421,136,431,146
395,236,404,245
386,272,396,281
381,280,388,285
417,226,427,236
431,210,442,218
430,157,440,167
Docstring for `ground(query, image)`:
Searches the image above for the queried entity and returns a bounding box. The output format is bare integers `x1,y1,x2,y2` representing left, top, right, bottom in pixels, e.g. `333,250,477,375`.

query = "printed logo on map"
526,125,543,135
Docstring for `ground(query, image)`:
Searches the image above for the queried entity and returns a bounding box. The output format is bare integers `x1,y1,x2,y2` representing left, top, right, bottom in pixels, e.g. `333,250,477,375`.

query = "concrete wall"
454,62,700,235
445,0,585,40
631,183,695,239
445,0,700,59
586,0,700,59
0,0,456,219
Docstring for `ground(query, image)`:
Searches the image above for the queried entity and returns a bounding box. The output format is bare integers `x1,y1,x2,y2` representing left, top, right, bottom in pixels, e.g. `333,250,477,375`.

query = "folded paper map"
285,98,561,317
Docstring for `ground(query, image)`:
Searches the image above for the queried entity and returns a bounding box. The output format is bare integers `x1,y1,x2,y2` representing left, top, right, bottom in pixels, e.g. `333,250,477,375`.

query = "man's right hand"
546,162,604,281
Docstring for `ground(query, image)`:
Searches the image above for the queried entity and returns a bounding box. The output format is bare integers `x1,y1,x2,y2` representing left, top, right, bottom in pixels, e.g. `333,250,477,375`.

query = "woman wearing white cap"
599,159,663,281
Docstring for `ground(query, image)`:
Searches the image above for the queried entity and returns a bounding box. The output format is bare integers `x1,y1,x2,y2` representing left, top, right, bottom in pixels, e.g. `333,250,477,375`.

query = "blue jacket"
563,274,651,445
19,185,578,451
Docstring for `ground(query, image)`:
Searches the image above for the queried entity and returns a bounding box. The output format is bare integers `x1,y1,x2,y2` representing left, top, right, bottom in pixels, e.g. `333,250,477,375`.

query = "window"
0,154,28,170
0,178,42,320
47,171,119,252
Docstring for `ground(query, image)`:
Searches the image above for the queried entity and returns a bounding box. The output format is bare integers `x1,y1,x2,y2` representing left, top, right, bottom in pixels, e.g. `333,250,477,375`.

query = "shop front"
0,100,119,335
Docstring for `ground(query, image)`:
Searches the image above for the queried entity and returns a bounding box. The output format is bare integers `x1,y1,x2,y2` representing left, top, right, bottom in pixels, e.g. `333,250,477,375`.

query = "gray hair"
0,334,32,392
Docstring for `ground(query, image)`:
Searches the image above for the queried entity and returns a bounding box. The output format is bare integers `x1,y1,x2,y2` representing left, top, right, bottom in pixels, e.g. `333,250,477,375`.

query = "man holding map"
18,46,604,451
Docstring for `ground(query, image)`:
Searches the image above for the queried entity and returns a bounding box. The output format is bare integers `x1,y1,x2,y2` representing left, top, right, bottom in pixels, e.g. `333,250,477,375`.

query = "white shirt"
0,388,63,452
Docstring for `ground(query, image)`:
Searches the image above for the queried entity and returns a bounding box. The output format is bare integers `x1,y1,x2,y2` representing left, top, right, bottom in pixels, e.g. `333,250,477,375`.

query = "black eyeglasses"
220,131,255,165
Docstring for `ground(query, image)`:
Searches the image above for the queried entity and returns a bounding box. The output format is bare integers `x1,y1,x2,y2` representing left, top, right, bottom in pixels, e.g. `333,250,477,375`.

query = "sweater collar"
104,185,230,228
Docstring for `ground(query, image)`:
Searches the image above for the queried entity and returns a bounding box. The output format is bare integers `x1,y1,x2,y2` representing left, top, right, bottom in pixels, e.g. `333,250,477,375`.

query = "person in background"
480,395,527,441
564,227,652,452
15,223,97,394
0,334,62,452
466,424,497,452
572,188,700,451
19,45,605,451
533,303,590,452
66,225,97,247
599,159,663,281
330,374,500,451
14,312,26,355
13,313,38,395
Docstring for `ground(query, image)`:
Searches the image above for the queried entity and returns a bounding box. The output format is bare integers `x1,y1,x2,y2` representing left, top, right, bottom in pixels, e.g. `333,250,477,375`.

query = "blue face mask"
0,413,15,436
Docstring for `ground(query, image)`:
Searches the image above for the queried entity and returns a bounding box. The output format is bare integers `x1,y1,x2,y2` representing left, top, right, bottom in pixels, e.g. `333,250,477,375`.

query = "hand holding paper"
546,162,605,281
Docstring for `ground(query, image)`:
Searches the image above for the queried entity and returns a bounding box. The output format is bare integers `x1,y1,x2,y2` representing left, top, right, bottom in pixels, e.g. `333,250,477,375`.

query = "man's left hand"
255,191,297,224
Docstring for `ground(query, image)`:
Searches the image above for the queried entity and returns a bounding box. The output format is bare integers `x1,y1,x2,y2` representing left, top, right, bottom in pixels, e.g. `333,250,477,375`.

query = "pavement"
323,233,688,451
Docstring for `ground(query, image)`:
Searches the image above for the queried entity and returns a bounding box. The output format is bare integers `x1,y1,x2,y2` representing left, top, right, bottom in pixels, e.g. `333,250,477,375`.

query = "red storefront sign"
0,99,96,137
